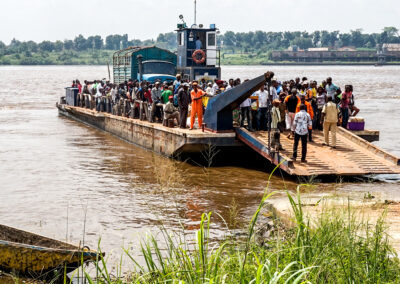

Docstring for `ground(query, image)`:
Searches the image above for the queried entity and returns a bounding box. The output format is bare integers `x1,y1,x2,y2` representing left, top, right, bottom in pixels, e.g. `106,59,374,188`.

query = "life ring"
192,49,206,64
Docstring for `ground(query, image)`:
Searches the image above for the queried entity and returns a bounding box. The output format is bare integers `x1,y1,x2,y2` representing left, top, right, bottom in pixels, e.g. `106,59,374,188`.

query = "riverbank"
2,50,400,65
79,188,400,283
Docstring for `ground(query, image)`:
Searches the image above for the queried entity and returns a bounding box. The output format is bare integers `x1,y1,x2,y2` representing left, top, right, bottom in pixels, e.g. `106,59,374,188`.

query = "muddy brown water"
0,65,399,268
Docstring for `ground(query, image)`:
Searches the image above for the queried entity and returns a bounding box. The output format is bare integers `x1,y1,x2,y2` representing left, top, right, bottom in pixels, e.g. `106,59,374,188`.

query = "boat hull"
0,240,98,277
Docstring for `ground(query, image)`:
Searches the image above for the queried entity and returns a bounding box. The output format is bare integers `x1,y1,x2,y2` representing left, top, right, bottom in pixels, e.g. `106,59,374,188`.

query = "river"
0,65,399,268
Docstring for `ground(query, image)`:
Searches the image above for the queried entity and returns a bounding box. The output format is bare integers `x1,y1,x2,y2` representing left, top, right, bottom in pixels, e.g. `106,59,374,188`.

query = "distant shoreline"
1,62,399,66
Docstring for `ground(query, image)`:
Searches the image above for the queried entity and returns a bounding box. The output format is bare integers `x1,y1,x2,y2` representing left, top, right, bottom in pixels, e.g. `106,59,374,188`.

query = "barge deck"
236,127,400,177
57,104,240,157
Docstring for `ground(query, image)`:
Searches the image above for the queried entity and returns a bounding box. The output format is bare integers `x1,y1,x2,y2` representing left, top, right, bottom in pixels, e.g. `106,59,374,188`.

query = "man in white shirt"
205,82,213,96
240,96,252,130
270,80,279,101
211,79,219,96
225,79,235,91
254,85,269,130
95,82,103,111
292,104,312,163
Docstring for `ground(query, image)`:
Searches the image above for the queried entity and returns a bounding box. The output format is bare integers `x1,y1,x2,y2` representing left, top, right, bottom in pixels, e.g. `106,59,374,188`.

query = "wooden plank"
338,127,400,165
235,128,294,174
238,128,400,177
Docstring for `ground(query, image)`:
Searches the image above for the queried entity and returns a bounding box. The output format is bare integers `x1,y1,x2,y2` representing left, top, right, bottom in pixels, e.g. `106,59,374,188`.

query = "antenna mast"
194,0,197,25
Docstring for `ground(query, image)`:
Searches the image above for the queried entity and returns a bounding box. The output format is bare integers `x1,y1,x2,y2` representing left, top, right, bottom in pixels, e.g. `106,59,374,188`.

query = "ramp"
204,72,274,132
236,127,400,177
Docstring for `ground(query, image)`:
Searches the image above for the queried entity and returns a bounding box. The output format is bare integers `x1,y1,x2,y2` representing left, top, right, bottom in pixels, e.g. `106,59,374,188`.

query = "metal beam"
204,73,269,132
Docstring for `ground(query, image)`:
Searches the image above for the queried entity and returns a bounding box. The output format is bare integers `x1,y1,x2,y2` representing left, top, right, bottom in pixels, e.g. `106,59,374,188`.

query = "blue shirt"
326,83,338,99
195,39,202,50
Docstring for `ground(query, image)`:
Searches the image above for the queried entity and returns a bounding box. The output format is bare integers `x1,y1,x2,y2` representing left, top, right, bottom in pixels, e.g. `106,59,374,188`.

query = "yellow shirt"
322,102,339,123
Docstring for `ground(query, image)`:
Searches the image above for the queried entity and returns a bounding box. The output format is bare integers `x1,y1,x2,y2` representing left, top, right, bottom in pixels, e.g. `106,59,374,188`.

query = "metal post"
137,55,143,82
194,0,197,25
107,61,111,82
267,81,271,151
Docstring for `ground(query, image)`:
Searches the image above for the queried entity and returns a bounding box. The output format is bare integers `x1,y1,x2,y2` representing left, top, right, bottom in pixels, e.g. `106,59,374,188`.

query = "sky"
1,0,400,44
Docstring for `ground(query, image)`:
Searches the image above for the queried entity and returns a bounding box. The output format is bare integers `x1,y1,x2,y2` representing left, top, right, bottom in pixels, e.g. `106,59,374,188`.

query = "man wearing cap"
205,82,213,96
284,88,300,139
178,83,191,128
270,80,279,101
190,81,205,130
164,95,180,126
173,74,182,94
211,79,219,96
150,81,162,123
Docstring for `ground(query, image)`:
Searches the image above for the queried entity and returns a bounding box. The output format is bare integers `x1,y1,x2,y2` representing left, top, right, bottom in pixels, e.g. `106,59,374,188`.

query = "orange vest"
296,101,314,120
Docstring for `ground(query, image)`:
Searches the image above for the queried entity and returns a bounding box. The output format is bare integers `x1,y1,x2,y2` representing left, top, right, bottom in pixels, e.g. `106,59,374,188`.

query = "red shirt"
144,90,152,103
341,92,350,108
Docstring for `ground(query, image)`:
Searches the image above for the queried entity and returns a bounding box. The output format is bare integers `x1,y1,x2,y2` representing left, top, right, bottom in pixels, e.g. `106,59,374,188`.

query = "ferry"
57,16,400,178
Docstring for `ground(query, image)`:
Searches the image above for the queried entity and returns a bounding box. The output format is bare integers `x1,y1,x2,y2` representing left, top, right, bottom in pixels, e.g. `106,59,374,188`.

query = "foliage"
81,184,400,284
0,27,399,65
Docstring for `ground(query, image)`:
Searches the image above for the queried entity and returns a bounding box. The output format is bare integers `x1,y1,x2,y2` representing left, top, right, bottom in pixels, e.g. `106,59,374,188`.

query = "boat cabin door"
206,31,217,66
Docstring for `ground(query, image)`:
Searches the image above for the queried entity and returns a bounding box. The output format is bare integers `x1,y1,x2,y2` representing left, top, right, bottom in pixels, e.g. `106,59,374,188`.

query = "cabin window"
207,33,216,47
178,32,184,46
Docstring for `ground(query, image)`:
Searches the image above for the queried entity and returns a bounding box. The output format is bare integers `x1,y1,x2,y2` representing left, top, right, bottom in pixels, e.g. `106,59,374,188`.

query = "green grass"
77,178,400,283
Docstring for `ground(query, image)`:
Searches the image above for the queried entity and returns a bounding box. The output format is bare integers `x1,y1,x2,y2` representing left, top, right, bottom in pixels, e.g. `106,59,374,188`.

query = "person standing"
150,82,162,122
161,86,173,104
340,85,351,129
321,96,340,149
240,96,252,130
178,83,190,128
190,82,205,130
347,85,360,117
173,74,182,93
296,95,314,142
284,88,300,139
277,93,287,132
270,80,279,101
291,104,312,163
315,86,327,130
195,36,202,50
95,81,103,111
271,100,281,130
76,80,82,94
325,77,338,100
225,79,235,91
211,79,219,96
255,85,269,131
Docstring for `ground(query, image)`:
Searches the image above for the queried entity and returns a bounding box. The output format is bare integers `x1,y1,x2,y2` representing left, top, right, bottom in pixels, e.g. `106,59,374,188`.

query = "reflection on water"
0,65,399,266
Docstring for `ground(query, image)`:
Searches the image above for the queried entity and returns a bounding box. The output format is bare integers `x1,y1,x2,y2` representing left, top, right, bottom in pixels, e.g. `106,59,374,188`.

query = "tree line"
0,27,398,65
221,27,400,52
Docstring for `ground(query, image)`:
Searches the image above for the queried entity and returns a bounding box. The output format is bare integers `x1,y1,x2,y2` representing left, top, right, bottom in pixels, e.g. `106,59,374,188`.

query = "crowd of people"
71,75,360,163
